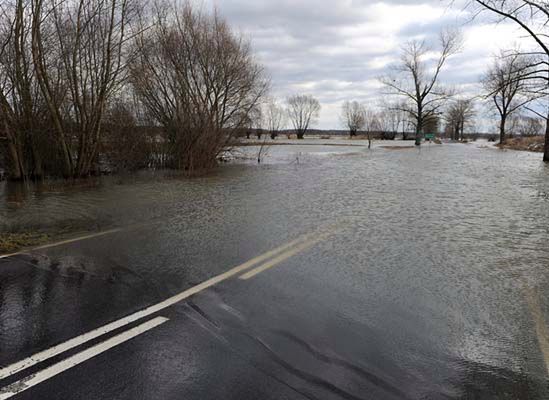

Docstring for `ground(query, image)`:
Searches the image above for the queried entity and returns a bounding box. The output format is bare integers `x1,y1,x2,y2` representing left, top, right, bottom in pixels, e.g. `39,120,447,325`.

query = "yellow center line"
239,231,336,280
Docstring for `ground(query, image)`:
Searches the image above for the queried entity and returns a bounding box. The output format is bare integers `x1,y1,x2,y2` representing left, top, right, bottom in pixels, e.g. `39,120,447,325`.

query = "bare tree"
0,0,49,180
508,114,545,137
363,108,380,149
264,100,286,140
377,103,406,140
131,3,268,171
471,0,549,160
286,94,320,139
382,29,461,145
340,101,365,137
445,98,475,141
30,0,138,178
482,53,532,144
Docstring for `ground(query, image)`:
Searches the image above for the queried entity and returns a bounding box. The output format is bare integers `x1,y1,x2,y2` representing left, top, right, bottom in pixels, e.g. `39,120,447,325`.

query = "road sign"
425,133,435,140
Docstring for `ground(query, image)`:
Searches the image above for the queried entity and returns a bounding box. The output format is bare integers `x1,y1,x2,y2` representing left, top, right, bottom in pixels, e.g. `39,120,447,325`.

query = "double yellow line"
238,230,334,280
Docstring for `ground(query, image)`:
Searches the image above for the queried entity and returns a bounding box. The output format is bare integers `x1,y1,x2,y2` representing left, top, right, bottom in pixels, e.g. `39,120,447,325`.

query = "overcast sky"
207,0,537,131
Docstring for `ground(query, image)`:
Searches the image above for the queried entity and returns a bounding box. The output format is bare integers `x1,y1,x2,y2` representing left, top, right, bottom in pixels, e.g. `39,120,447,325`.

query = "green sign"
425,133,435,140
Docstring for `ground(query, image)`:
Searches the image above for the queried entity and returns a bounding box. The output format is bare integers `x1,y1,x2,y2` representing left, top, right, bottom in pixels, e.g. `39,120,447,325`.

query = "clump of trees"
0,0,267,180
445,99,475,141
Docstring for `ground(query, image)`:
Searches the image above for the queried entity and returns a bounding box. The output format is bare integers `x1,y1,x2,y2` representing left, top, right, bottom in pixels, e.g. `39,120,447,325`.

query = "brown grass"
0,232,50,254
497,136,545,153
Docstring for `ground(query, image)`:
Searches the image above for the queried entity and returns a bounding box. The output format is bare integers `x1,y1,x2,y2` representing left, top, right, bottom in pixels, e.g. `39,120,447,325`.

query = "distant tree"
482,53,532,144
382,29,461,145
340,101,365,137
375,110,395,140
264,101,286,140
286,94,321,139
363,108,380,149
471,0,549,160
510,115,545,137
250,106,264,139
445,99,475,141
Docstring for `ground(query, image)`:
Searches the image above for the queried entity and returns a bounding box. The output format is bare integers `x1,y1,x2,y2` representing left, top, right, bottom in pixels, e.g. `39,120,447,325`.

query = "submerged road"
1,143,549,399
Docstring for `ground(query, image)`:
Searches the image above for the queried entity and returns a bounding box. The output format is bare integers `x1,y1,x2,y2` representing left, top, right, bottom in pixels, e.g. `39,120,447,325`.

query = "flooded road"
1,140,549,399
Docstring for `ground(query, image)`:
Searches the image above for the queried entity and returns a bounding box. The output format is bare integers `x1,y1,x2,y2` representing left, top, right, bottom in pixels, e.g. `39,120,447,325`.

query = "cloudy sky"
207,0,538,131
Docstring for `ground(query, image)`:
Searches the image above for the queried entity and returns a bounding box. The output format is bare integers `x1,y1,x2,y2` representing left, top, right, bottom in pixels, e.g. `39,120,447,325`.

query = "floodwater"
1,140,549,399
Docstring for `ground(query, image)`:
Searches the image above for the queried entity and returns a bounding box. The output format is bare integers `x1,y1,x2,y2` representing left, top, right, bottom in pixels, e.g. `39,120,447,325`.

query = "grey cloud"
207,0,524,128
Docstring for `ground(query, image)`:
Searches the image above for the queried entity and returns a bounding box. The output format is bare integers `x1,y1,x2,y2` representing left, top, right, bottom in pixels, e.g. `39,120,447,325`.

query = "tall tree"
482,53,532,144
131,3,267,171
472,0,549,160
31,0,137,177
382,29,461,145
286,94,320,139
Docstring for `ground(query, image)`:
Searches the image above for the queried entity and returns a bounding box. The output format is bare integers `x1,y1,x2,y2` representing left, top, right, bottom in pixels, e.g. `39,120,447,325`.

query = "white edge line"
0,231,318,380
0,317,169,400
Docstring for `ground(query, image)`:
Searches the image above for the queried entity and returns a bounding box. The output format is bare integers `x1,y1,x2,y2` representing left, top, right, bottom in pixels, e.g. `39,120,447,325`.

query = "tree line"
0,0,268,180
341,1,549,160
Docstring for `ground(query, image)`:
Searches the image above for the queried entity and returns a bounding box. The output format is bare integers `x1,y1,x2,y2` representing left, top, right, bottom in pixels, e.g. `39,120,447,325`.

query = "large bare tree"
340,100,365,137
382,30,461,145
31,0,137,177
471,0,549,160
286,94,320,139
482,53,532,144
131,3,268,171
0,0,49,180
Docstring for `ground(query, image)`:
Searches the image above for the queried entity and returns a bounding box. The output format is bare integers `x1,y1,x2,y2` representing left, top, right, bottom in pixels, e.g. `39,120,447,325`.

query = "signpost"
425,133,435,140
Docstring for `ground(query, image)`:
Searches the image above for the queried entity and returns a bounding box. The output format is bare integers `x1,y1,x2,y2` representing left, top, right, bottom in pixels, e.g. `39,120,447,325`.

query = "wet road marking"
0,317,169,400
238,235,327,280
0,228,124,259
525,289,549,376
0,230,321,380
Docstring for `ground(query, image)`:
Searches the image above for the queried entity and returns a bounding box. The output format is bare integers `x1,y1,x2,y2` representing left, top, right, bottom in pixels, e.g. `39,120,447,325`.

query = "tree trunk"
499,116,506,145
415,125,422,146
7,140,24,180
297,131,305,139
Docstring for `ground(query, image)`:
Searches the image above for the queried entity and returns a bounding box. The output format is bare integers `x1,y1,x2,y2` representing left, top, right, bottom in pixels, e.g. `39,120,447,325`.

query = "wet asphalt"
1,141,549,399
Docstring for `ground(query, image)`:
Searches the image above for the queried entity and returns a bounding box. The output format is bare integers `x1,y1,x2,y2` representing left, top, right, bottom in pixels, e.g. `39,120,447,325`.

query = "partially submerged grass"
0,232,51,254
497,136,545,153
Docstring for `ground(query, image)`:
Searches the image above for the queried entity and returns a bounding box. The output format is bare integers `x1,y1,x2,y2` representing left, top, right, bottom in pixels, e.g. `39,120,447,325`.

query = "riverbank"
497,136,545,153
